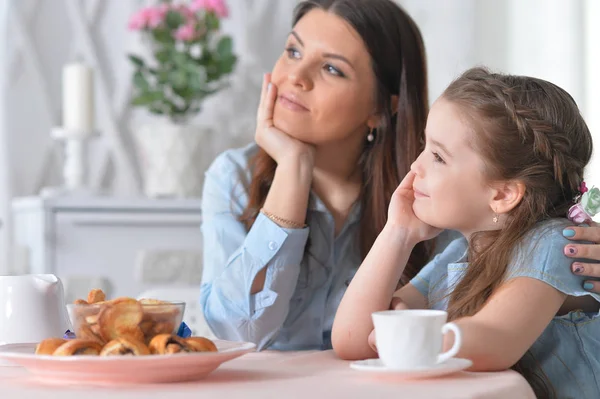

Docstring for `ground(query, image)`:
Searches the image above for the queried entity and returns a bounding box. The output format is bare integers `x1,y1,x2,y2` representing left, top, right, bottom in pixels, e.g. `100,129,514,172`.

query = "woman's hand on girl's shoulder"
563,222,600,293
386,171,442,244
255,73,315,168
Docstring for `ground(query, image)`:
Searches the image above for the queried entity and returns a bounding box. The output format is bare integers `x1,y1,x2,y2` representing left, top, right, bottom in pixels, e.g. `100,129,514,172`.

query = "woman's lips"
278,94,309,112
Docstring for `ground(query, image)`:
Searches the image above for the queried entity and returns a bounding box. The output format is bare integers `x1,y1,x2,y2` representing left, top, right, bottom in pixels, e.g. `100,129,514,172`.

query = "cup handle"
437,322,462,364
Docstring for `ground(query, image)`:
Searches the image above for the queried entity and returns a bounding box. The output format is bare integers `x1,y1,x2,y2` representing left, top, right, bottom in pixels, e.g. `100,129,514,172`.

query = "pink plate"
0,340,255,385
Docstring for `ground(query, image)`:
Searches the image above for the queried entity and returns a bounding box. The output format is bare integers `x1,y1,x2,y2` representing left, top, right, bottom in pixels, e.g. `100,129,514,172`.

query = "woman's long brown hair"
442,67,593,398
239,0,432,282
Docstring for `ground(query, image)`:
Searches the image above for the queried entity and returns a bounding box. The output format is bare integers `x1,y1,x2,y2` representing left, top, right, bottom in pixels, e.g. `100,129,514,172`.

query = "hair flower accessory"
568,182,600,224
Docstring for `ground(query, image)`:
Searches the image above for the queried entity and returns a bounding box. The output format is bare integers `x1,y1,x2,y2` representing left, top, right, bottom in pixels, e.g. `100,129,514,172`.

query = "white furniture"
11,196,203,302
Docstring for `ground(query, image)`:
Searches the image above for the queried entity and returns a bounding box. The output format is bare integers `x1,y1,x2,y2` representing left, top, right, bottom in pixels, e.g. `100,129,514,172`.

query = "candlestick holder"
40,127,101,197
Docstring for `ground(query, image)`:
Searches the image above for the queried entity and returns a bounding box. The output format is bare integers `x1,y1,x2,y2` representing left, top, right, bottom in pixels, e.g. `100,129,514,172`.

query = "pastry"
99,337,150,356
97,300,144,342
87,288,106,304
35,338,67,355
185,337,218,352
53,339,103,356
149,334,218,354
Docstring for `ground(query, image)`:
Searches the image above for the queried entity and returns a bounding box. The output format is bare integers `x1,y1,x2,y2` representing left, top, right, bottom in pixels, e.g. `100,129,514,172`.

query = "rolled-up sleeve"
199,150,309,349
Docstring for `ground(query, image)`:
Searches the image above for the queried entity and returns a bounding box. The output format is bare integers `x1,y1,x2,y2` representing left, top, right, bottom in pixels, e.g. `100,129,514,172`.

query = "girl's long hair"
442,67,593,398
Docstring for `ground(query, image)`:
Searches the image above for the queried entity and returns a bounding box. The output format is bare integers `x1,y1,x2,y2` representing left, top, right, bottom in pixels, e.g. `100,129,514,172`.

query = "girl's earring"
493,211,499,224
367,129,375,142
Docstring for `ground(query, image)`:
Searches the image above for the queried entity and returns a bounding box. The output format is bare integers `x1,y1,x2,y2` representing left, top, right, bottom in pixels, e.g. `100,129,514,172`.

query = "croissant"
149,334,218,355
52,339,103,356
99,337,150,356
35,338,67,355
149,334,187,355
185,337,218,352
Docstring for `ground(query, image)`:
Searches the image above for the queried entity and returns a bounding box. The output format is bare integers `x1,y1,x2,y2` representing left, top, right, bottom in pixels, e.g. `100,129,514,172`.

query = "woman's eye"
324,64,345,77
286,47,301,59
432,152,445,164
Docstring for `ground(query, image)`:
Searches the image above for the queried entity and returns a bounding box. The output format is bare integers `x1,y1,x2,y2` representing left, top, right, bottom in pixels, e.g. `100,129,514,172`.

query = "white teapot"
0,274,71,345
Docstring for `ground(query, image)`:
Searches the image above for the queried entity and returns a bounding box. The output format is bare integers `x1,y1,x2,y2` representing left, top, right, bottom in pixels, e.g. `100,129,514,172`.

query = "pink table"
0,350,535,399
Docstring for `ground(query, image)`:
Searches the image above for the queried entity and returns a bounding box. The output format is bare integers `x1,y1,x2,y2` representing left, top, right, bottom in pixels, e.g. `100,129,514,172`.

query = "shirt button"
268,241,278,251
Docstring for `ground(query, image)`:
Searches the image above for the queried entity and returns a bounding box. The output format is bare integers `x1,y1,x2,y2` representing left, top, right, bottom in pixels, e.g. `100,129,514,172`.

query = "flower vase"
134,121,213,198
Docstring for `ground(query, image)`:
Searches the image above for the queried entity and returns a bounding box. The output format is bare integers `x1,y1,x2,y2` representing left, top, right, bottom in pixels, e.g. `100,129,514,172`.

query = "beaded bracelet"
260,208,307,229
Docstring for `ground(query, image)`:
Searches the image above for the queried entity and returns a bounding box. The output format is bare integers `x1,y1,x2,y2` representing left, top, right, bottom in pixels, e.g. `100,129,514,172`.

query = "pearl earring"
367,129,375,142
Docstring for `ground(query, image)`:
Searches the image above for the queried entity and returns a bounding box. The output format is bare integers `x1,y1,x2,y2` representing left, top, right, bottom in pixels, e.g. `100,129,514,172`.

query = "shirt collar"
308,191,362,225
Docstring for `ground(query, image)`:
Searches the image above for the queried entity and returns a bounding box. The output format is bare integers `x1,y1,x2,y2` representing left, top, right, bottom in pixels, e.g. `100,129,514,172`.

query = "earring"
493,211,499,224
367,129,375,142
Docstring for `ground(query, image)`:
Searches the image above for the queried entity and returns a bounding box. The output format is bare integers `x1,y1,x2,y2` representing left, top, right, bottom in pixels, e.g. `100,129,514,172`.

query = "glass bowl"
67,299,185,345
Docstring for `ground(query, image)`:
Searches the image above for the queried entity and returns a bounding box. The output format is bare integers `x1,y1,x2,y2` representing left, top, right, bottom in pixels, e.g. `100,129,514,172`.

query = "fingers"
264,80,277,125
367,329,377,353
257,73,271,122
571,261,600,278
398,170,416,190
562,223,600,243
564,243,600,262
581,280,600,294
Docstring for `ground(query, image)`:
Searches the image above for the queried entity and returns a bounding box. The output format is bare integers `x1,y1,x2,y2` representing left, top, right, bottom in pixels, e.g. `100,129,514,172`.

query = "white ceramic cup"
372,309,462,370
0,274,71,346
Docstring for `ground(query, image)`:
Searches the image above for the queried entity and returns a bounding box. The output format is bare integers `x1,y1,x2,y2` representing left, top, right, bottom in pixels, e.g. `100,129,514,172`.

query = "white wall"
401,0,599,186
0,0,598,273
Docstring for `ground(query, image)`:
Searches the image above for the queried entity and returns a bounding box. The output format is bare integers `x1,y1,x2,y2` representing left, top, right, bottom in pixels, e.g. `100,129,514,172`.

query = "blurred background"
0,0,597,306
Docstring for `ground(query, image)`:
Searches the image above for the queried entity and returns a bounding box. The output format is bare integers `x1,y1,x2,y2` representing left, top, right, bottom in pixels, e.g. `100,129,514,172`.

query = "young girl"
332,67,598,398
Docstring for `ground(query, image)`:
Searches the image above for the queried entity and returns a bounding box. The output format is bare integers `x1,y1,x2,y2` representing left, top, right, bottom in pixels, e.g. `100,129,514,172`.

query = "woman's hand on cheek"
563,222,600,293
386,171,442,244
255,73,316,167
367,329,377,354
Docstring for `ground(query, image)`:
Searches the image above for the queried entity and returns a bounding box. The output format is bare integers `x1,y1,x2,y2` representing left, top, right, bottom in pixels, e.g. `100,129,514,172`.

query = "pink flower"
174,23,198,42
147,5,168,28
568,203,592,224
128,5,168,30
176,4,196,23
190,0,229,18
580,181,588,194
128,8,149,30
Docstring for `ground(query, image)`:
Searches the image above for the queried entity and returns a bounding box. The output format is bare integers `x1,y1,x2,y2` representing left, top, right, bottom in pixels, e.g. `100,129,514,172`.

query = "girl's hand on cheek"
386,171,442,244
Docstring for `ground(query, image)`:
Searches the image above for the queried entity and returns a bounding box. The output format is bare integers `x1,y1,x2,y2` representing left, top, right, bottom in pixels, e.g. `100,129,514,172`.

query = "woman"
199,0,450,350
563,223,600,292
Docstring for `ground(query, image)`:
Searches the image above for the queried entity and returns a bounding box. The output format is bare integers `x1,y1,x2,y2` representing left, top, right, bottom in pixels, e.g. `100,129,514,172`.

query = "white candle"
62,63,94,134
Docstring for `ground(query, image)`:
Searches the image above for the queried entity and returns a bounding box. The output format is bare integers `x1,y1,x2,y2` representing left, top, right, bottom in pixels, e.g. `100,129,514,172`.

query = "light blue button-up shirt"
200,143,456,351
412,219,600,398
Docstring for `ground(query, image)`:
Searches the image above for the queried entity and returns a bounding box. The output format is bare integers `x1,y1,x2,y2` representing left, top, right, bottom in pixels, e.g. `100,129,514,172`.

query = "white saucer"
350,357,472,379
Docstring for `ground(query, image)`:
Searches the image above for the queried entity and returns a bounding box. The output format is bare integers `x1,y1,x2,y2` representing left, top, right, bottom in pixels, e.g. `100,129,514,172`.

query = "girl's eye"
432,152,445,164
324,64,345,77
286,47,301,59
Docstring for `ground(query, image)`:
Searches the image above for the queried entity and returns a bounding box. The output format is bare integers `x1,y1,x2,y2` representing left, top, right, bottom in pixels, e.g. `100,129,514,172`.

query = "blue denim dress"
411,219,600,398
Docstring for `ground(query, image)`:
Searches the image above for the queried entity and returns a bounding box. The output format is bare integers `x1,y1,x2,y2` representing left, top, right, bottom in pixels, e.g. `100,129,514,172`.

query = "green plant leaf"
169,70,188,90
218,54,237,74
127,54,145,68
131,91,163,106
157,69,170,84
133,71,150,91
155,49,172,64
165,10,184,30
152,28,175,45
216,37,233,58
173,52,188,66
205,13,220,30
